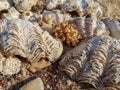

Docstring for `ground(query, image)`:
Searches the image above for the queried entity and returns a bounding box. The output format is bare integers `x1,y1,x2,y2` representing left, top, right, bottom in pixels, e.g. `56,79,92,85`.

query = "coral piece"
0,0,10,11
53,22,82,46
29,10,72,29
13,0,39,12
0,18,63,63
42,10,72,25
60,36,120,88
32,10,72,34
0,53,21,75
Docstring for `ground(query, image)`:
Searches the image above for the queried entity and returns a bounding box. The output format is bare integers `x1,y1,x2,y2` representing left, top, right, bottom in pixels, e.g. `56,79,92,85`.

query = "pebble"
19,77,44,90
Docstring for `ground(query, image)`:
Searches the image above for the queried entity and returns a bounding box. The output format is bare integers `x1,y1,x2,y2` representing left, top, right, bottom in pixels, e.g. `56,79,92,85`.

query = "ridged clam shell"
30,10,72,25
102,52,120,86
0,18,63,63
60,36,120,88
60,36,103,80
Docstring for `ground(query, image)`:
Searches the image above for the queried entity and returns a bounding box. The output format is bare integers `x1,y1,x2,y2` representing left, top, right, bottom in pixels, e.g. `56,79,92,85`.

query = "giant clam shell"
0,18,63,63
60,36,120,88
46,0,102,17
60,36,103,80
78,36,111,88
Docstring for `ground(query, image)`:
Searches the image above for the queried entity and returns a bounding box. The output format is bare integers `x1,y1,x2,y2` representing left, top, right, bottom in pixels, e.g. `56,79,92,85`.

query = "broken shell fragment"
0,0,10,11
13,0,39,12
3,7,20,20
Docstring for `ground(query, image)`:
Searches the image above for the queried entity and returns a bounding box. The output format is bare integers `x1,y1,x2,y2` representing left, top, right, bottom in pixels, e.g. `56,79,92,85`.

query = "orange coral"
53,22,82,46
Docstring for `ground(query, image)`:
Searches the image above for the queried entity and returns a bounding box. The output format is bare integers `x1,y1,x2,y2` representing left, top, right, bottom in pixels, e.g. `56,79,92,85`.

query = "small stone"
19,77,44,90
0,86,3,90
47,84,50,89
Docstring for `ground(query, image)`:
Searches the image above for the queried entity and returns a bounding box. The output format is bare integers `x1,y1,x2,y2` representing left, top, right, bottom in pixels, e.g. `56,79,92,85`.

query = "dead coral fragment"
53,22,82,46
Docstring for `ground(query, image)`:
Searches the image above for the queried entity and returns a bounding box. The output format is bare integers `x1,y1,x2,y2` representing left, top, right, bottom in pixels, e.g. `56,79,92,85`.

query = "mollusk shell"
60,36,103,80
78,36,111,88
0,18,63,63
60,36,120,88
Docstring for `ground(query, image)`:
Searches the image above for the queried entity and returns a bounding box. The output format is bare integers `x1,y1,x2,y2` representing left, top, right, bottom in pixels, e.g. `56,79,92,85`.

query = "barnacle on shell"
0,18,63,63
53,22,82,46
